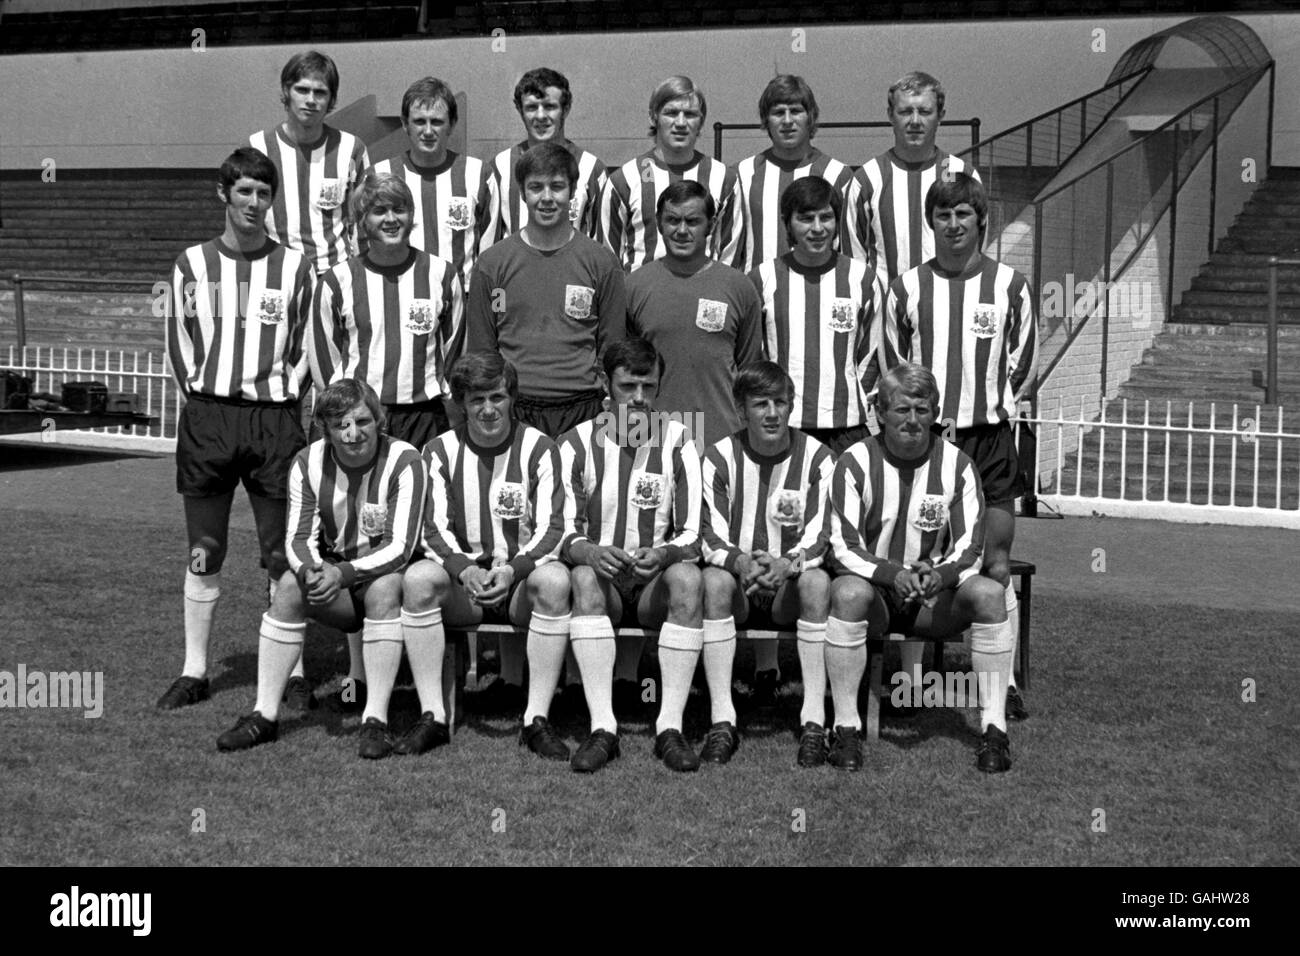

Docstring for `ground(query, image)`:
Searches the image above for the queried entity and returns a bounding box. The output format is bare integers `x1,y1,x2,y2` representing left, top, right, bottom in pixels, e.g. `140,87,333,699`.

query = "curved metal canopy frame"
1108,14,1272,81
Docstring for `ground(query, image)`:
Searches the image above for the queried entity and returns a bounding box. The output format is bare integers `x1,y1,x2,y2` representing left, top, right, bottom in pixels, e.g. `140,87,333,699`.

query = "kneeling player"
560,338,704,773
701,362,836,766
216,379,427,757
403,351,571,760
827,364,1013,773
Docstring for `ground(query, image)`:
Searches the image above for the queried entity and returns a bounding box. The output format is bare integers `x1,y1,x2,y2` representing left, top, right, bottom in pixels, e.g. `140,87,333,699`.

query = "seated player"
880,172,1036,721
250,50,369,274
827,364,1013,773
626,179,763,447
158,146,314,713
492,67,607,238
559,338,704,773
597,75,743,271
215,379,428,758
366,76,498,294
736,74,852,272
311,171,464,709
701,362,835,766
402,351,571,760
751,176,880,457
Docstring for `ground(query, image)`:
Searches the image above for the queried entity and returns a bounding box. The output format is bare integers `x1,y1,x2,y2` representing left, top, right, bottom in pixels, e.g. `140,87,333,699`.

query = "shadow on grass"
0,442,164,471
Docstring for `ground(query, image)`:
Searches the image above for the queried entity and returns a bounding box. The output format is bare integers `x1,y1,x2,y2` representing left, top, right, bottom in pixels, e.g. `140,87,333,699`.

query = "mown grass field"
1,446,1297,866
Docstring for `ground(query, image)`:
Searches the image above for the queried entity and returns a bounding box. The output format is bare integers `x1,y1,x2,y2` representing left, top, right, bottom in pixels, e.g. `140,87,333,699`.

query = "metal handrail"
712,118,979,163
2,273,158,350
1267,257,1300,406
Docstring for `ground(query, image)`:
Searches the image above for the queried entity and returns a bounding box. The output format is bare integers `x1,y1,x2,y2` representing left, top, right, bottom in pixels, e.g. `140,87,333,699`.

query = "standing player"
467,141,626,699
626,180,763,448
597,76,744,272
826,363,1013,773
215,378,428,758
842,71,980,291
403,351,571,759
560,338,704,773
736,75,852,273
880,173,1036,721
752,176,880,456
250,50,370,274
366,77,498,295
701,362,836,766
492,68,607,239
311,171,464,709
158,147,314,713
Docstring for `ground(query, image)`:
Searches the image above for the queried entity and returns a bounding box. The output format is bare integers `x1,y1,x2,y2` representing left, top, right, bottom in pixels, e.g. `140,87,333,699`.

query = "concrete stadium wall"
1,13,1297,172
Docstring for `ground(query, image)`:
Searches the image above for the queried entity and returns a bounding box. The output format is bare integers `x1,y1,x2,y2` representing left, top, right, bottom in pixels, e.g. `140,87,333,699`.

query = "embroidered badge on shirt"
771,489,805,528
256,291,285,325
359,502,388,537
316,178,344,211
971,304,1001,338
568,197,581,224
828,297,857,333
911,494,948,532
405,299,435,335
630,470,664,509
565,285,594,320
695,298,728,333
491,481,526,520
445,196,471,231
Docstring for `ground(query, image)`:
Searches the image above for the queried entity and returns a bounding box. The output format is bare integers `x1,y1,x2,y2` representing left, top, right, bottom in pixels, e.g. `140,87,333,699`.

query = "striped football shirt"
830,436,984,589
559,416,702,565
491,139,606,238
250,124,370,274
367,150,498,295
420,424,564,582
881,256,1037,429
735,148,852,273
751,252,882,429
310,249,464,406
596,150,744,272
286,434,426,587
702,429,835,572
842,149,980,289
166,238,313,403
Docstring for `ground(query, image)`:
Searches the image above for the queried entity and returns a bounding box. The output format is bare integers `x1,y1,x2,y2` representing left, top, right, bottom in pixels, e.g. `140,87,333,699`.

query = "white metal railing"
1,346,181,450
1021,398,1300,528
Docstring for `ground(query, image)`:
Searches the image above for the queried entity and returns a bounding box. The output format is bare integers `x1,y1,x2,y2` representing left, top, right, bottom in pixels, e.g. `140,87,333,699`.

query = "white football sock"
614,633,645,683
825,616,868,731
753,637,779,677
524,613,570,724
182,570,220,679
402,607,445,722
1005,583,1020,691
796,619,828,727
655,623,703,734
346,630,365,683
971,618,1014,733
570,615,617,733
702,617,737,725
360,617,403,725
253,613,305,721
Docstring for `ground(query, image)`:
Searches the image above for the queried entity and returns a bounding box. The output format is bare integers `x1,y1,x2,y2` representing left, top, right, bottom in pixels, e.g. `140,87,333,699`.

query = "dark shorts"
475,574,529,626
386,398,450,451
803,423,872,457
515,390,603,440
951,421,1025,505
176,393,305,498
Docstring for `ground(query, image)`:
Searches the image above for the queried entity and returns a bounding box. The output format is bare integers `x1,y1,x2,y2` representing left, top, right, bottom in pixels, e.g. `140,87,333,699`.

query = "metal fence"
1,346,180,450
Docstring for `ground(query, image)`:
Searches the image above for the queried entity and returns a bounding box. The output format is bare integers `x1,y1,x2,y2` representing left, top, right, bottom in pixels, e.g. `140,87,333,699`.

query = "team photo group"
159,48,1037,778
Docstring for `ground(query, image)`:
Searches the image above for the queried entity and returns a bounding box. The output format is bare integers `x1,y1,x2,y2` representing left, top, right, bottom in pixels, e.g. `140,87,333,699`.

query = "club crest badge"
630,470,664,509
316,178,344,211
695,299,728,333
771,489,805,528
828,297,857,333
256,290,285,325
568,197,582,223
911,495,948,532
359,502,388,537
565,284,594,320
491,481,526,520
971,304,1000,338
445,196,471,231
405,299,435,335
